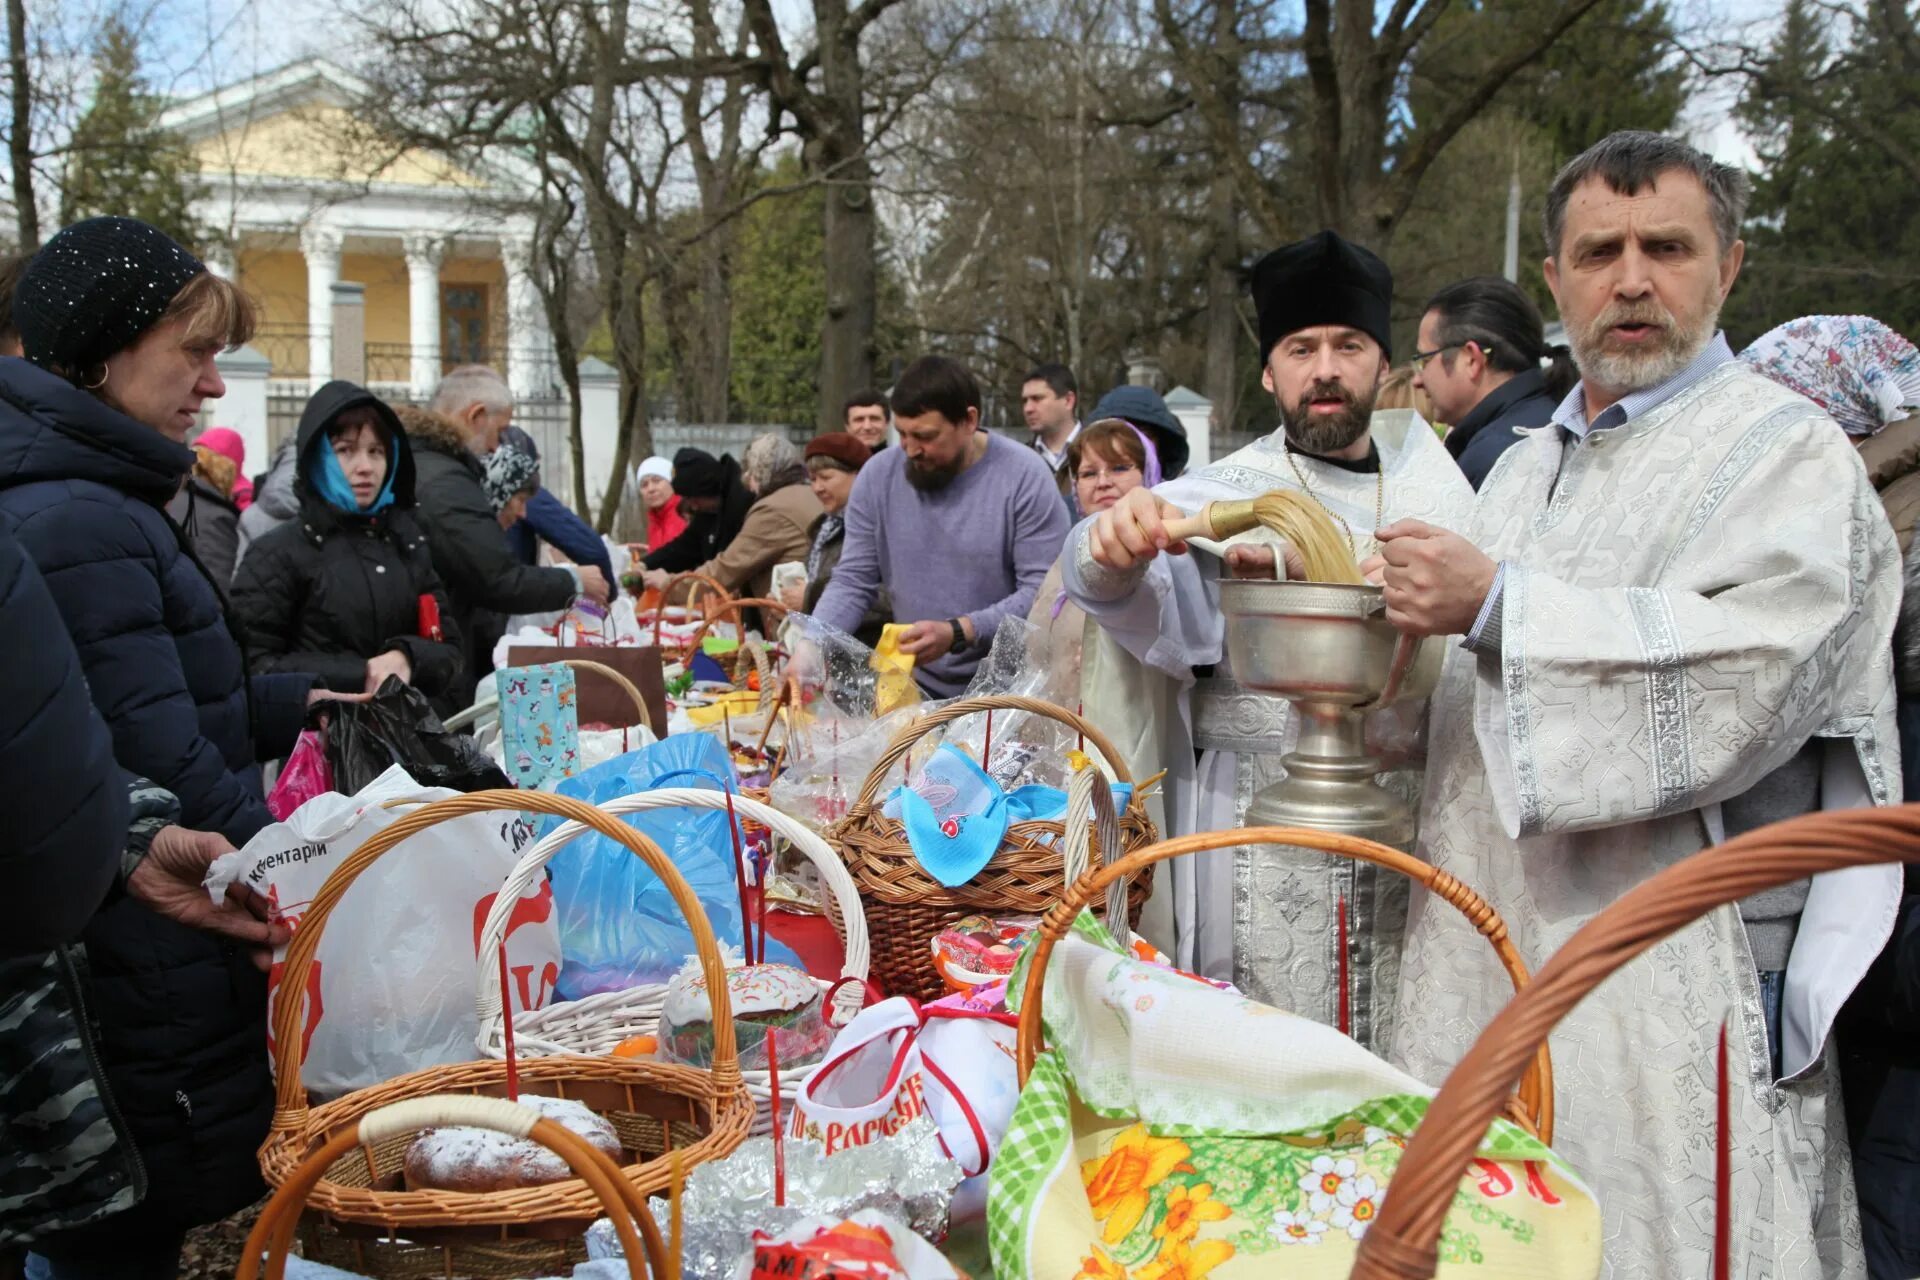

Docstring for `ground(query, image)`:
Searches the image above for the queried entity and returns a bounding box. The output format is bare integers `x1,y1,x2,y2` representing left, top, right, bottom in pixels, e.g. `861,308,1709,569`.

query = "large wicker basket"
1014,824,1555,1141
239,1093,670,1280
474,785,871,1134
1352,805,1920,1279
831,694,1158,1003
255,790,753,1279
649,572,734,662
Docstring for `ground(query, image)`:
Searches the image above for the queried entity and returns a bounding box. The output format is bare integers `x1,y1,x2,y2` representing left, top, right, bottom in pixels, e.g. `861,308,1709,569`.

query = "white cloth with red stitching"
787,995,1018,1189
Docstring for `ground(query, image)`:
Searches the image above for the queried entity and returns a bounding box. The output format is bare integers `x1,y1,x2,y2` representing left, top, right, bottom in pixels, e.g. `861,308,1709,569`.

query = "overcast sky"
148,0,1788,169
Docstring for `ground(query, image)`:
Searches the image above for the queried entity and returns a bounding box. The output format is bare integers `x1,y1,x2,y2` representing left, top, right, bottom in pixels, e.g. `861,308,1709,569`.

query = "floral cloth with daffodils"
985,913,1600,1279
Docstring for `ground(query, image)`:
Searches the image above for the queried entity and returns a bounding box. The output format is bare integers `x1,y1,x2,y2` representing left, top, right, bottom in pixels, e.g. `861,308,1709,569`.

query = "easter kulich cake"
402,1094,622,1192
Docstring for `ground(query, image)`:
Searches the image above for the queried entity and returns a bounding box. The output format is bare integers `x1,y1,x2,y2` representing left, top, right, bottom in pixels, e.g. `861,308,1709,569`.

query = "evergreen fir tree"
58,17,204,248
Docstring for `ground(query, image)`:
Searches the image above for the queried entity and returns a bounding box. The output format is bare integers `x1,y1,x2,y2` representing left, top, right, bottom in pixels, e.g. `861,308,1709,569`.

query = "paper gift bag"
986,914,1601,1280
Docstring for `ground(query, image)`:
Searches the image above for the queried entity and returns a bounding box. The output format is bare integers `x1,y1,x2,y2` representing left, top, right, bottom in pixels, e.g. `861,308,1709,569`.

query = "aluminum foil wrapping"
585,1115,962,1280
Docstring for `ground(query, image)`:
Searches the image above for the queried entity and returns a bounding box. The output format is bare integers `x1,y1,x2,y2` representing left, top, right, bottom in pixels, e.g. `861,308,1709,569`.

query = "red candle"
498,941,519,1101
723,787,755,963
1336,894,1351,1039
768,1029,787,1207
1715,1019,1730,1280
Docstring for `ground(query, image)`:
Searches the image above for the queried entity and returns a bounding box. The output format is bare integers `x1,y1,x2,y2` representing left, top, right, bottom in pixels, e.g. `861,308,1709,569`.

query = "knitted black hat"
14,217,206,376
679,450,729,498
1250,230,1394,360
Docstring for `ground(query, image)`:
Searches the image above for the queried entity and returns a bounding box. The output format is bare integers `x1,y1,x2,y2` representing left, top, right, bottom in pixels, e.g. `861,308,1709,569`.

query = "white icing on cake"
406,1095,620,1190
661,962,819,1026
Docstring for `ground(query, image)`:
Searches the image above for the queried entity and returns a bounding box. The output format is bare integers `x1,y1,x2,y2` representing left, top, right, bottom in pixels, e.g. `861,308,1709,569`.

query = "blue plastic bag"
538,734,798,999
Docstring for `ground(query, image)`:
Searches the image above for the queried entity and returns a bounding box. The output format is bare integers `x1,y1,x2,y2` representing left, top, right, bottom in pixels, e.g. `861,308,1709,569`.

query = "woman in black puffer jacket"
0,217,329,1278
232,382,463,700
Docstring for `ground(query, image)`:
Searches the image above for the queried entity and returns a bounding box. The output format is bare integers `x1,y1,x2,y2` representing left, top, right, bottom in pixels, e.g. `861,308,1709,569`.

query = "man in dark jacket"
639,447,754,579
0,217,321,1276
232,382,465,701
394,401,604,698
1410,276,1576,490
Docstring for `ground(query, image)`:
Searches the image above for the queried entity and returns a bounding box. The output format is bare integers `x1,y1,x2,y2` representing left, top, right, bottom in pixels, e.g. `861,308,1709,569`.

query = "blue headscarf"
308,430,397,515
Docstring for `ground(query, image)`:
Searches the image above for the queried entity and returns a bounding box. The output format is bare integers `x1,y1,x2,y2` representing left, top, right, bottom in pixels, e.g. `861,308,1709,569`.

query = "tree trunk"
816,135,876,430
1203,165,1241,434
7,0,36,249
811,0,876,431
693,223,734,420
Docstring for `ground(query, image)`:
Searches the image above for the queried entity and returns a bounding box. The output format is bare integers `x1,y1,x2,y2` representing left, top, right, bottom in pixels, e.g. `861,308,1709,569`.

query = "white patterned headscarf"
1739,314,1920,436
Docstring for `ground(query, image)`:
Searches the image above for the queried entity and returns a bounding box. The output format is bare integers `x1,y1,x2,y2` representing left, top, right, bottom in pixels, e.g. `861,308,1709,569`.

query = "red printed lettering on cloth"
1471,1158,1515,1198
750,1222,906,1280
1524,1161,1564,1206
800,1074,929,1155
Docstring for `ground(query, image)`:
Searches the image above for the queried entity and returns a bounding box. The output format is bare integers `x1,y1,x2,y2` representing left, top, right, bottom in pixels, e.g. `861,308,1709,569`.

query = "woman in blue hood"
231,381,463,699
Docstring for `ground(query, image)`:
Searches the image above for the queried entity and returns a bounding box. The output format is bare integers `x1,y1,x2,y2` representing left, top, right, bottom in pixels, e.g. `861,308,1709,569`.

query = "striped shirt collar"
1549,332,1736,440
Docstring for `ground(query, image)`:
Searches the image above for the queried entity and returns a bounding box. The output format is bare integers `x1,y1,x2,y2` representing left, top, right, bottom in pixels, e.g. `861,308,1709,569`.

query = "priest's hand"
1373,519,1497,636
1223,543,1309,580
1088,487,1191,569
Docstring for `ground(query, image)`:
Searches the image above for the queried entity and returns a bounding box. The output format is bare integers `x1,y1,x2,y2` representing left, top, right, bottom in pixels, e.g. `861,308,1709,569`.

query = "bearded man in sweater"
812,355,1068,695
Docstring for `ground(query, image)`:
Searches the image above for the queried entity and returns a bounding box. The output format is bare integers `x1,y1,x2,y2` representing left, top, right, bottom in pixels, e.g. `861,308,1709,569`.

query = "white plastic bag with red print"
205,764,561,1098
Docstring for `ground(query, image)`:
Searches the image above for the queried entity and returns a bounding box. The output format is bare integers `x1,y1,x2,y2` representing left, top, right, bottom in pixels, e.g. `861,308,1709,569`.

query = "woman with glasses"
1026,418,1160,697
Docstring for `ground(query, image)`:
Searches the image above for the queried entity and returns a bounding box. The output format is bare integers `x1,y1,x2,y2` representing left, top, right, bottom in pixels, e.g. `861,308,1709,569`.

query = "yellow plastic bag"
873,623,923,716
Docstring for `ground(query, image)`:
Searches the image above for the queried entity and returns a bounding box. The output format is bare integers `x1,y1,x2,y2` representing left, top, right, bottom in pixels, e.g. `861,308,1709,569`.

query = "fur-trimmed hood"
392,405,481,477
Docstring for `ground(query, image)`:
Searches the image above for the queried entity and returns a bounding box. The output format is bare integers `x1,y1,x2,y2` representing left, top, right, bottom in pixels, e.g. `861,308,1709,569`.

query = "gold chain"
1285,445,1385,553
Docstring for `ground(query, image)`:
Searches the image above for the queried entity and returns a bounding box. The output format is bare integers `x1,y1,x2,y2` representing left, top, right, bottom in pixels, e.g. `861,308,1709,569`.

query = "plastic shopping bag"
538,733,799,999
326,676,512,795
205,765,560,1097
267,729,334,821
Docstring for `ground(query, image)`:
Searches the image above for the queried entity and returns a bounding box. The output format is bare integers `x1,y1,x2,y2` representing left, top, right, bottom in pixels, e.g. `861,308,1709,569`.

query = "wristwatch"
947,618,967,653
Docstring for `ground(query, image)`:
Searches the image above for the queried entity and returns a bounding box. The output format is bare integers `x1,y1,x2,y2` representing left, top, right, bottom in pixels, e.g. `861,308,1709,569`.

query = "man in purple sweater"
813,356,1070,695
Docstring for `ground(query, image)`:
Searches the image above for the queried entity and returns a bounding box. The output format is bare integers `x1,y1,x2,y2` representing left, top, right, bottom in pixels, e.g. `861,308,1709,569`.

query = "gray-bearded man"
1375,131,1900,1277
1066,231,1472,1049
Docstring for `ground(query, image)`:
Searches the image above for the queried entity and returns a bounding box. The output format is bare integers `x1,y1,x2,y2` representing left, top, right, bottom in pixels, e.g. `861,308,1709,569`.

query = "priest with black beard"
1061,230,1475,1048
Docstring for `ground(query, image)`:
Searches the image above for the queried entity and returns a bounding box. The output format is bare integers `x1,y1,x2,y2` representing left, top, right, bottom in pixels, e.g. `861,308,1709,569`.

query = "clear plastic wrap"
596,1114,961,1280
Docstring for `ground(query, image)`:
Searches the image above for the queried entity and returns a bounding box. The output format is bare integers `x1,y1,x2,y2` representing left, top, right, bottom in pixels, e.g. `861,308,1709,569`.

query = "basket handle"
1014,824,1554,1143
1350,804,1920,1280
849,694,1136,810
267,790,741,1131
238,1092,670,1280
686,597,789,657
560,658,661,737
474,785,875,1047
1062,764,1131,927
650,572,733,648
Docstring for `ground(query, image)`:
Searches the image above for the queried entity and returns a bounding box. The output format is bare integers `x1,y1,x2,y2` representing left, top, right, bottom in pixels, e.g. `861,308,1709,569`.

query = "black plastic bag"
324,677,512,795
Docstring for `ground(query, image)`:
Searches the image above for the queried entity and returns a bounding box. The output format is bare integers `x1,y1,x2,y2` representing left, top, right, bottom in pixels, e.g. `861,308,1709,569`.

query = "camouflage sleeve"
119,778,182,882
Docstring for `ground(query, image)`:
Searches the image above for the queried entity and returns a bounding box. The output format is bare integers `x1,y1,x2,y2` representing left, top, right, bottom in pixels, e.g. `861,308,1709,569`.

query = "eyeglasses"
1409,340,1491,372
1076,463,1138,483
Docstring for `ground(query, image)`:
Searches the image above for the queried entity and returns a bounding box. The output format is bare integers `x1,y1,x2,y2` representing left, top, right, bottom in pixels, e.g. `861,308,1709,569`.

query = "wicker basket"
685,597,788,696
474,785,872,1135
256,790,753,1279
1013,824,1555,1142
238,1093,670,1280
649,572,735,662
831,694,1158,1003
1351,805,1920,1280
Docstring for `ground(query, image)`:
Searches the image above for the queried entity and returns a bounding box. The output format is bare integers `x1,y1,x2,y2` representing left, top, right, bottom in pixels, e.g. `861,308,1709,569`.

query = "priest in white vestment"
1375,132,1901,1277
1063,231,1473,1048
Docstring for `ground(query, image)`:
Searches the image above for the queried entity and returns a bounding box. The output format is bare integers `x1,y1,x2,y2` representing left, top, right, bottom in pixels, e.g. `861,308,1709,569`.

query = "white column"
577,356,621,514
501,236,549,398
300,224,343,392
211,344,272,463
403,232,445,400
